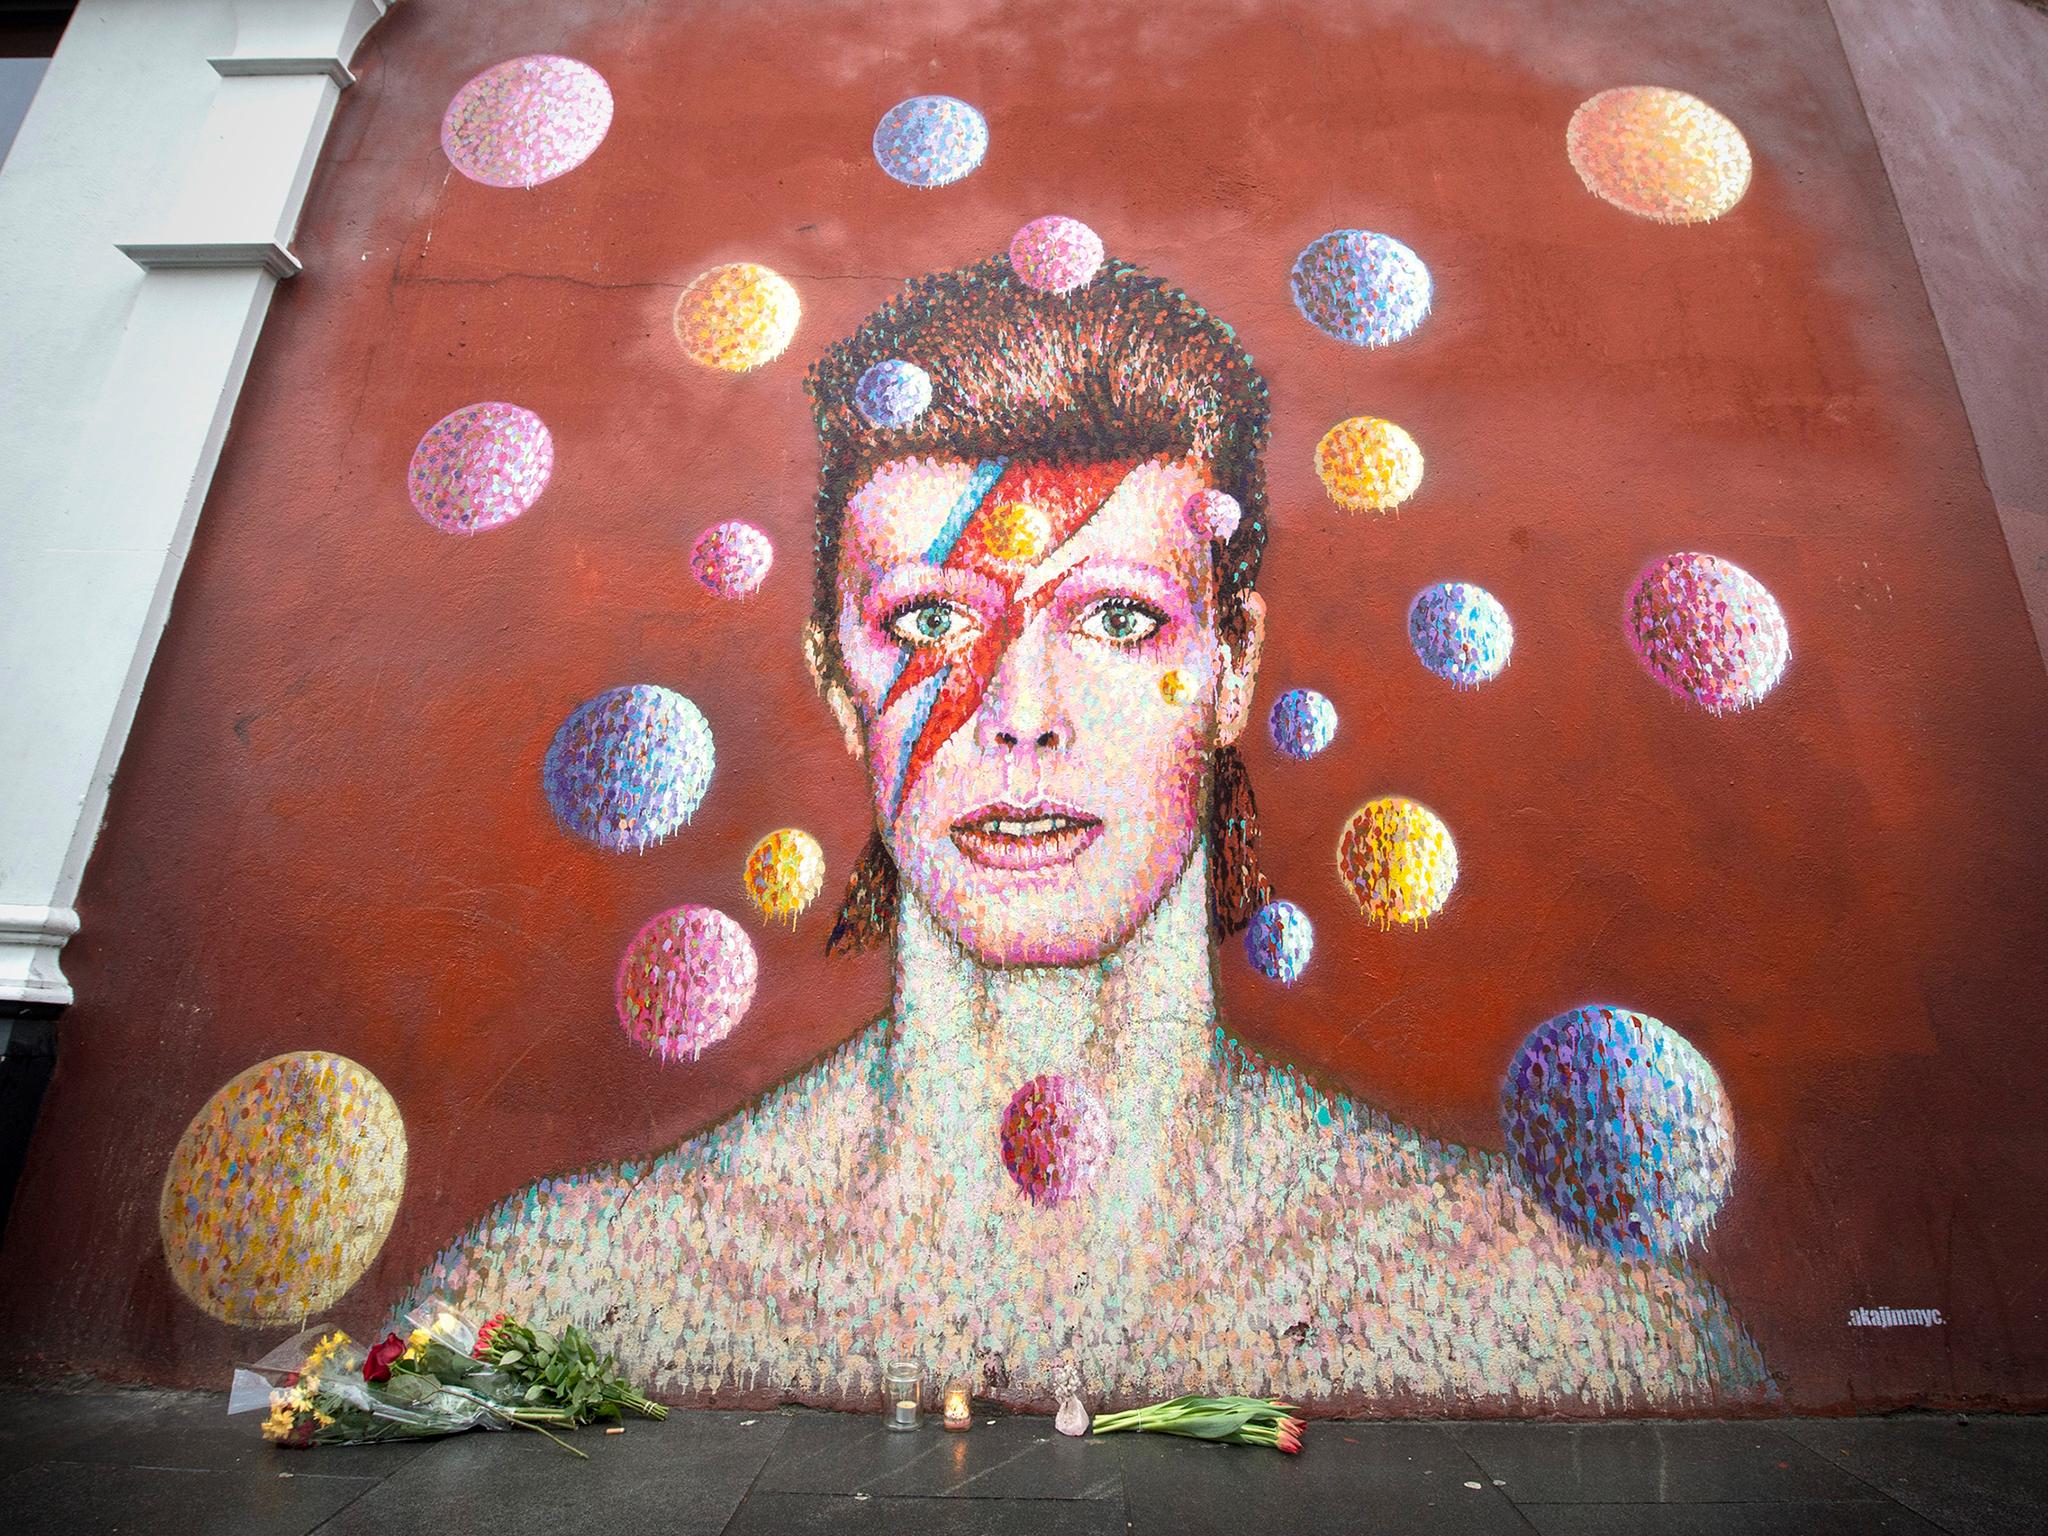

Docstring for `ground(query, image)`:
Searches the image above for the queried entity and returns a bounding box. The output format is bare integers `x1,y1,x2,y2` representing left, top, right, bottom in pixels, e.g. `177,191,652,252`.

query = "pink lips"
950,800,1104,872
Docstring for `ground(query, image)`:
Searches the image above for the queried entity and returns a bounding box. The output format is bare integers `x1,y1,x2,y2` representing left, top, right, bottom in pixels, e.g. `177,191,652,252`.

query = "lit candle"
943,1383,972,1432
883,1360,923,1430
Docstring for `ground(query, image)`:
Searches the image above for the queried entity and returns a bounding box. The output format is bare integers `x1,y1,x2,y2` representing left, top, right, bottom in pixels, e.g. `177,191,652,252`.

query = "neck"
890,844,1217,1089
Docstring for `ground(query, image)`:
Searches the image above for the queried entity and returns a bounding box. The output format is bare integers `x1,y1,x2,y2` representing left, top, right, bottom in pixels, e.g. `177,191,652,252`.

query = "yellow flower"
408,1328,430,1349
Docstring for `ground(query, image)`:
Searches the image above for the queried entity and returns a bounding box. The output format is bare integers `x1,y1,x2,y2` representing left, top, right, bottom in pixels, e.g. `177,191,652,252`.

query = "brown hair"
805,255,1273,953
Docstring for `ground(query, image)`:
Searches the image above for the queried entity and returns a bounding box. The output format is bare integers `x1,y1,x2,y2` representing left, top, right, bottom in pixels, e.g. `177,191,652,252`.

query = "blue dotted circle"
854,358,934,429
1268,688,1338,760
1502,1005,1735,1260
873,95,988,188
1245,900,1314,984
1290,230,1432,347
1409,582,1513,687
543,684,714,852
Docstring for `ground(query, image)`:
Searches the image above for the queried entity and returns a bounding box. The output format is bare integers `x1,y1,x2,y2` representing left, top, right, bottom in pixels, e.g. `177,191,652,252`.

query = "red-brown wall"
4,0,2046,1411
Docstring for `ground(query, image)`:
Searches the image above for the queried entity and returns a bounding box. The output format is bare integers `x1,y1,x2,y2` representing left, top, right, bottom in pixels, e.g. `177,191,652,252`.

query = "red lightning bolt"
878,459,1137,807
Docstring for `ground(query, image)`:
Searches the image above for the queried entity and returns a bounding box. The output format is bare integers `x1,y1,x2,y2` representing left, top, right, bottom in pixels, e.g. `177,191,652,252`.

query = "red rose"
363,1333,407,1383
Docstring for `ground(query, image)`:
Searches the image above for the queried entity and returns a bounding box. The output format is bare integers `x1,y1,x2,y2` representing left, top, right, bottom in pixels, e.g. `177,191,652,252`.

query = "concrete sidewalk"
1,1388,2042,1534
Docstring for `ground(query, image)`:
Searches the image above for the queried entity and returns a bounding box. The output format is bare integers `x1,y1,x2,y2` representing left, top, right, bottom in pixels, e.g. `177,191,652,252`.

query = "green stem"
510,1414,589,1459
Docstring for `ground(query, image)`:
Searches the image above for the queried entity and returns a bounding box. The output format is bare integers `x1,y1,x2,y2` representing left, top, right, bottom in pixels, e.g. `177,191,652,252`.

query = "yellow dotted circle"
744,827,827,923
1315,417,1424,513
1159,669,1192,705
159,1052,406,1325
1337,796,1459,928
979,501,1053,565
673,262,801,372
1566,86,1752,224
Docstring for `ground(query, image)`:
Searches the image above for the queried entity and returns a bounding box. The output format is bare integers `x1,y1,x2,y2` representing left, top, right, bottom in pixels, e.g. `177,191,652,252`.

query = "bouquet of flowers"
1090,1394,1305,1454
229,1301,663,1457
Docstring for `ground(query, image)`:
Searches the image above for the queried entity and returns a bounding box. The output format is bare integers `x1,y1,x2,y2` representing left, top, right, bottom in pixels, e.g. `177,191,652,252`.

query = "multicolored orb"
854,358,934,429
406,402,553,534
543,684,714,852
159,1052,406,1324
440,56,613,189
1409,582,1514,687
999,1074,1112,1208
1290,230,1432,348
1338,797,1458,929
1315,416,1424,513
690,520,774,599
1159,669,1193,706
1269,688,1338,760
1245,900,1314,985
1184,489,1242,543
615,905,759,1063
873,94,988,188
1627,552,1789,714
1502,1004,1735,1260
744,828,827,924
673,262,800,372
1567,86,1752,224
1009,215,1105,294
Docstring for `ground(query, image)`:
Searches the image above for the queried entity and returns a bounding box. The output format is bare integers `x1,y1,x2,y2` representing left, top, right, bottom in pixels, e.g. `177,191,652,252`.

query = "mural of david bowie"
411,253,1773,1411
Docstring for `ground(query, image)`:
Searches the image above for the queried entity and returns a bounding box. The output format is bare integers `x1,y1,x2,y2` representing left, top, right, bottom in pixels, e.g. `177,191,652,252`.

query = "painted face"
832,454,1249,966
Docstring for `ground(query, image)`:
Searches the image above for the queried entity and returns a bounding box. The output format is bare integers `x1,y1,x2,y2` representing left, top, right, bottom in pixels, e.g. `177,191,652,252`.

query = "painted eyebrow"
863,563,1009,616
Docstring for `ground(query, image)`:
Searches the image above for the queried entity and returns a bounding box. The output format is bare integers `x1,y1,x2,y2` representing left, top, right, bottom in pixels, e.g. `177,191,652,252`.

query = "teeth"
980,816,1074,837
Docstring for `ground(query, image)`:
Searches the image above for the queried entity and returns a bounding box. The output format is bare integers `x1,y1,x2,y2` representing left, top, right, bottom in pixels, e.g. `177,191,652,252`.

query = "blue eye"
1078,598,1165,645
888,601,980,647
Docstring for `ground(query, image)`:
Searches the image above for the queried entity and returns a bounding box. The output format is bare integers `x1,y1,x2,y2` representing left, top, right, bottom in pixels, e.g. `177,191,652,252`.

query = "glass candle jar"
942,1382,972,1432
883,1361,923,1430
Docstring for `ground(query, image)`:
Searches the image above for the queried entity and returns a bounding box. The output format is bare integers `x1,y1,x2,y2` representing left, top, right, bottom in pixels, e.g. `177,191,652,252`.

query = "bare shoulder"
408,1020,893,1325
1208,1033,1773,1407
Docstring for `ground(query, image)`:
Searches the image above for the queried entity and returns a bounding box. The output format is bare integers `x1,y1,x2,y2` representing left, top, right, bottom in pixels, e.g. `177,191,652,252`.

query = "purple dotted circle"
690,521,774,599
441,56,613,189
407,402,553,534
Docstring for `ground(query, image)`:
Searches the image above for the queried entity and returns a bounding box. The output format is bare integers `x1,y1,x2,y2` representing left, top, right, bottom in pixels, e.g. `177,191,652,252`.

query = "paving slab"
755,1410,1122,1499
312,1408,785,1536
1517,1499,1949,1535
1785,1416,2048,1536
0,1387,169,1478
1451,1419,1876,1504
1119,1420,1533,1536
725,1492,1129,1535
0,1459,379,1536
60,1387,430,1476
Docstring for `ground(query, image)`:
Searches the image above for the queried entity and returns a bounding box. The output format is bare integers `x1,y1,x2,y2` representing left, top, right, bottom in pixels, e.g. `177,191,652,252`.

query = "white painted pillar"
0,0,396,1006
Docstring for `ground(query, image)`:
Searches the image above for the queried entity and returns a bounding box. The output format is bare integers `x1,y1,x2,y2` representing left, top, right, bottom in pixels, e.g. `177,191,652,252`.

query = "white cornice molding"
0,906,82,1007
117,241,304,279
209,56,357,89
0,0,402,1008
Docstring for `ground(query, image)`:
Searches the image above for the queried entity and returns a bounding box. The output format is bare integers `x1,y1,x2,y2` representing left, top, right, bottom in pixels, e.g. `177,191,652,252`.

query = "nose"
975,614,1072,755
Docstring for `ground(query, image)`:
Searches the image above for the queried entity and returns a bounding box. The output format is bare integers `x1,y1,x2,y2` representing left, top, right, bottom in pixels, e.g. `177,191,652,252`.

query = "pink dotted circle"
441,55,613,189
998,1075,1112,1207
689,521,774,599
1184,489,1242,543
1627,552,1790,715
614,905,758,1063
406,402,554,534
1008,216,1105,295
